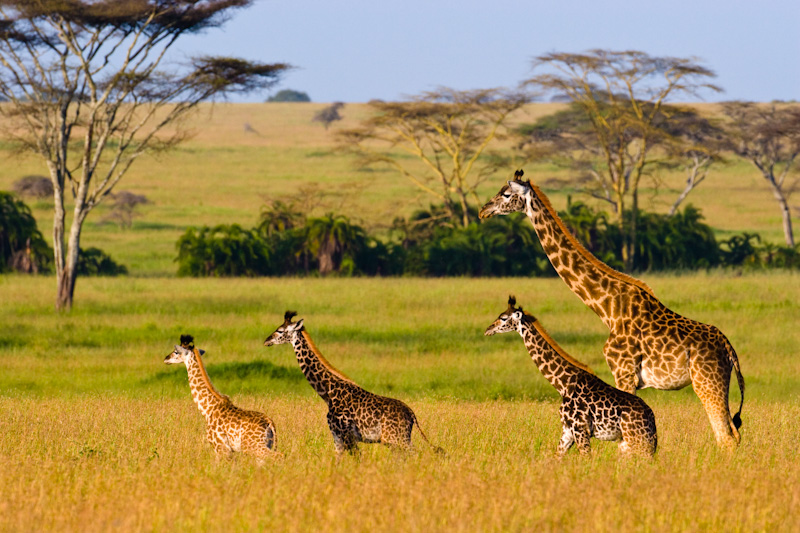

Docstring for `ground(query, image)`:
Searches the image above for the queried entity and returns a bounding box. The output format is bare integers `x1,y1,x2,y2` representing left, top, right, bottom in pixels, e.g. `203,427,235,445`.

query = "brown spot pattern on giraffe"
480,173,744,449
485,297,657,457
164,340,279,463
264,313,443,456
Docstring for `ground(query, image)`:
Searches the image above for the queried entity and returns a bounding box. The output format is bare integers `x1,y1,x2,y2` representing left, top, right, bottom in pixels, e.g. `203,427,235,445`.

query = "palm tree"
305,214,368,274
257,200,305,237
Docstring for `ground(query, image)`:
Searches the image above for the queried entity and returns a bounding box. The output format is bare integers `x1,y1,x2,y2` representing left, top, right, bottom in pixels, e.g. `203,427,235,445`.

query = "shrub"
409,214,554,277
13,175,53,199
0,191,52,273
12,175,53,199
629,205,720,271
175,201,797,278
102,191,149,229
719,232,761,267
176,224,271,277
77,247,128,276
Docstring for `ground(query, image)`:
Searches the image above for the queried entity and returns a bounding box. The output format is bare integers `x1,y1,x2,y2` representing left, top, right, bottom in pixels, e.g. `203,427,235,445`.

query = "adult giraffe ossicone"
479,170,745,449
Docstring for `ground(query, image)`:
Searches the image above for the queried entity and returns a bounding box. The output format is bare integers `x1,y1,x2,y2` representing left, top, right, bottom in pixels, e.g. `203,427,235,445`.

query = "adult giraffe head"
479,169,531,220
264,311,304,347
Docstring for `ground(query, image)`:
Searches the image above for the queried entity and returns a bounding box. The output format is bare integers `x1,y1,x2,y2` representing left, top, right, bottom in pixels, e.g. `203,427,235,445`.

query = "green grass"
1,273,799,530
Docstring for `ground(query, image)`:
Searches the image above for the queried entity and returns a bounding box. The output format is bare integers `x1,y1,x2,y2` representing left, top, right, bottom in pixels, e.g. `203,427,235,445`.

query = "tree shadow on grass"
144,359,304,387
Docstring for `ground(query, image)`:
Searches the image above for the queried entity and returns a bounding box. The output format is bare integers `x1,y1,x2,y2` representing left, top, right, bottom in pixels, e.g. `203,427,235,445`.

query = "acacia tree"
661,108,726,216
312,101,344,130
336,87,531,228
720,101,800,247
521,50,720,269
0,1,289,310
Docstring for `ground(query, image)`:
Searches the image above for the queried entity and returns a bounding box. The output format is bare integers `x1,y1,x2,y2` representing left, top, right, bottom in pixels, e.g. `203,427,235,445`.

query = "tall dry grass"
1,396,798,532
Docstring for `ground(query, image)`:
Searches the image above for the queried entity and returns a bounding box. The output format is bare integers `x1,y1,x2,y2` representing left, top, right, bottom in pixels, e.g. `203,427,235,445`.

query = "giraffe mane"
530,320,596,375
191,347,228,403
300,330,356,384
529,182,656,298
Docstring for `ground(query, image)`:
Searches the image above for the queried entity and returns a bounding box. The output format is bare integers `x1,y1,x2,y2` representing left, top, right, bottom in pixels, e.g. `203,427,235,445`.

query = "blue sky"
175,0,799,103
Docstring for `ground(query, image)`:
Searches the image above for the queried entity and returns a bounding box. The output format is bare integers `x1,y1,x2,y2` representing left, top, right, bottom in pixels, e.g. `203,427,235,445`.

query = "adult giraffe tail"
725,337,745,430
412,412,446,455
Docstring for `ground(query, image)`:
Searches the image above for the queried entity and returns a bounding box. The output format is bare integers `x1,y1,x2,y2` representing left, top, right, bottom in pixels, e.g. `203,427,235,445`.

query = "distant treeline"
175,200,800,277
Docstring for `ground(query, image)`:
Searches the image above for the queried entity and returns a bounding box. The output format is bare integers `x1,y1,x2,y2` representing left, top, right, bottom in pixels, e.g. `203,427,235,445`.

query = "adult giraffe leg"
691,350,739,449
604,334,639,394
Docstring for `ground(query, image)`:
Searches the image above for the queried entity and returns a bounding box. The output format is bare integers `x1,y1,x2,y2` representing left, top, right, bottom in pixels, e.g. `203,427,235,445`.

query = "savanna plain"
1,104,799,532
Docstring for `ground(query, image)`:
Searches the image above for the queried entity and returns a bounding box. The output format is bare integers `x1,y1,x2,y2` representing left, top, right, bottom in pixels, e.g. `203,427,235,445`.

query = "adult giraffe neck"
519,318,593,397
185,348,227,416
291,330,355,399
524,184,656,325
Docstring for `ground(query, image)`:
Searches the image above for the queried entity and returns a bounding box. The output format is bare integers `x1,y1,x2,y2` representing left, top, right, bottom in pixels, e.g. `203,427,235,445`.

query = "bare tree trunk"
629,190,639,271
458,190,471,228
50,166,70,310
669,157,708,216
612,188,631,271
669,184,693,216
769,182,795,247
318,237,336,275
56,210,85,311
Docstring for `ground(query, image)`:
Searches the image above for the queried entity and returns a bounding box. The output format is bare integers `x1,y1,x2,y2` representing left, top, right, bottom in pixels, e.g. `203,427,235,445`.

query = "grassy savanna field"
1,103,799,531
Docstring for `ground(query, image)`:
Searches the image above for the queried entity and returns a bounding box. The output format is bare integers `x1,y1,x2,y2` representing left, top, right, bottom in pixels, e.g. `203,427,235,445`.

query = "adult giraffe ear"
290,318,304,331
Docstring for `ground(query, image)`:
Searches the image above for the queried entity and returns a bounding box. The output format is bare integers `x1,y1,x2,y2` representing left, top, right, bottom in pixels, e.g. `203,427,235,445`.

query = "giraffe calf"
485,297,657,457
165,335,280,464
264,312,444,457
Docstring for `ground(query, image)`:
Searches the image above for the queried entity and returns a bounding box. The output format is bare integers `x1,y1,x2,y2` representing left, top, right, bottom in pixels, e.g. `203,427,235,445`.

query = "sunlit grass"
0,273,798,529
1,395,798,531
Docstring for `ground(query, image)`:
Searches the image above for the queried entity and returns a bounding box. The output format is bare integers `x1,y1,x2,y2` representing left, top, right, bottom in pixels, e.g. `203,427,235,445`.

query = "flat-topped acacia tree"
0,0,290,310
521,50,720,270
336,88,531,228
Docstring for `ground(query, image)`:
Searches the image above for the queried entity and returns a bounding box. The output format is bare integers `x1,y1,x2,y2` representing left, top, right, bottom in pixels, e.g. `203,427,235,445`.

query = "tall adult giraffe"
479,170,745,449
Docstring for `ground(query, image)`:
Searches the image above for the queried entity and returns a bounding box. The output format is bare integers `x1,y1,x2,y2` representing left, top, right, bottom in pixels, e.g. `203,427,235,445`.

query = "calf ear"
291,318,305,331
